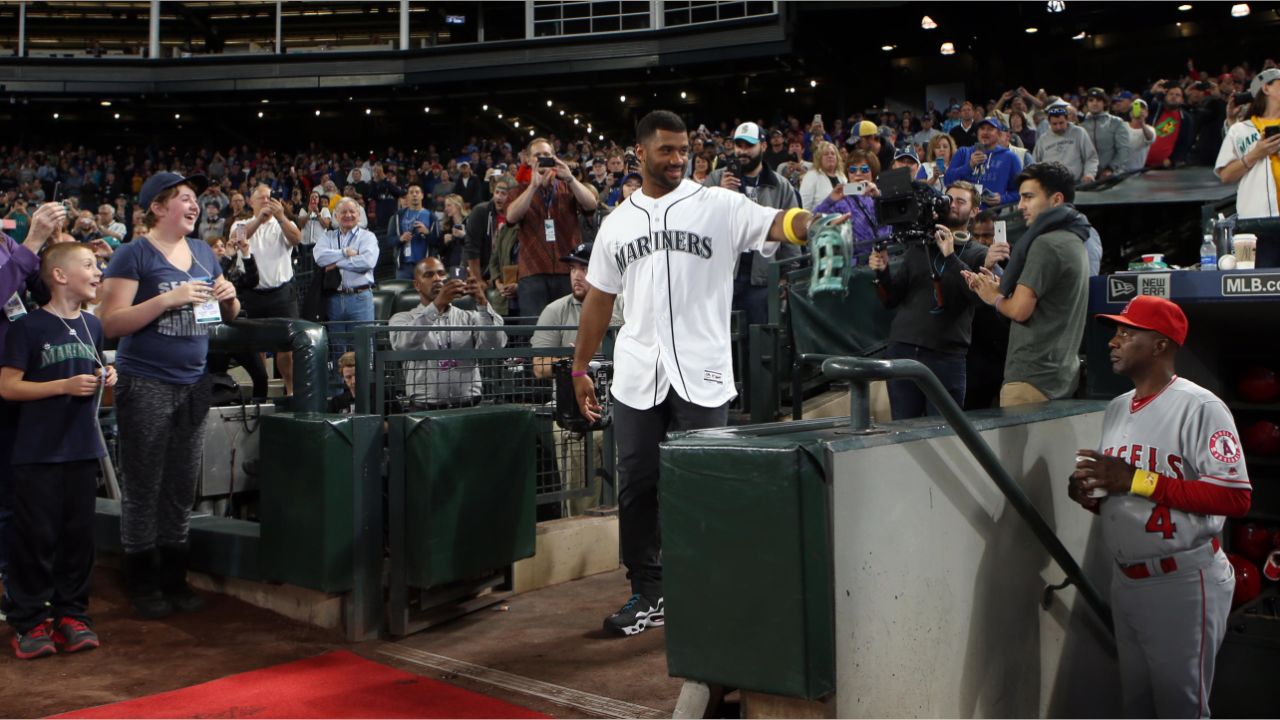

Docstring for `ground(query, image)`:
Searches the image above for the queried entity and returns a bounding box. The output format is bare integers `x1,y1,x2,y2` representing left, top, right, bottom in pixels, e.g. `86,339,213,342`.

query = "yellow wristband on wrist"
783,207,806,245
1130,469,1159,498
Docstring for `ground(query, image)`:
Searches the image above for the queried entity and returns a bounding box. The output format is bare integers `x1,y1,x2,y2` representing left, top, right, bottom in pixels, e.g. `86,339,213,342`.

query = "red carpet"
53,650,551,719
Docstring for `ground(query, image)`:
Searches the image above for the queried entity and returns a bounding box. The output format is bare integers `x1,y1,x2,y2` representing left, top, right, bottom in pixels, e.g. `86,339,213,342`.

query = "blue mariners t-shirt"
1,308,106,464
103,238,223,384
397,207,435,265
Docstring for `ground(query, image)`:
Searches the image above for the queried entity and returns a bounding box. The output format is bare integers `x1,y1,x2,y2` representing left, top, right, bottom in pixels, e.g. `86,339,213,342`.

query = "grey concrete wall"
831,410,1120,718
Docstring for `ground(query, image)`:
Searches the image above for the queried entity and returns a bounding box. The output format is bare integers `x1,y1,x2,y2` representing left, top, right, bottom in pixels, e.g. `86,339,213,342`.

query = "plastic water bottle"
1200,235,1218,271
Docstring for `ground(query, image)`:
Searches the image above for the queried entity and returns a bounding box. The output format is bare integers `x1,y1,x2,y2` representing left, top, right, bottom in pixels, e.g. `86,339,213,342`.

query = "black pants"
614,393,728,599
885,342,967,419
0,401,16,578
516,273,571,321
6,460,97,634
115,374,211,554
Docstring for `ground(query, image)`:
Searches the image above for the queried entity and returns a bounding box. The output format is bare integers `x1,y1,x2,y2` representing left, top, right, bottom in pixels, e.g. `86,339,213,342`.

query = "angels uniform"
1097,376,1250,719
586,177,780,631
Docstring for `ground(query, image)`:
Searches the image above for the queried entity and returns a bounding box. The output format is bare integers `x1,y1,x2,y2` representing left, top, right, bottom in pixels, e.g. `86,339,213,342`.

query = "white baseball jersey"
586,179,779,410
1097,376,1250,563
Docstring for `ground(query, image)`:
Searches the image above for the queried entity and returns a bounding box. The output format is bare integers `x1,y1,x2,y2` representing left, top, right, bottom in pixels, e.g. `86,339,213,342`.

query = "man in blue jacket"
944,117,1023,206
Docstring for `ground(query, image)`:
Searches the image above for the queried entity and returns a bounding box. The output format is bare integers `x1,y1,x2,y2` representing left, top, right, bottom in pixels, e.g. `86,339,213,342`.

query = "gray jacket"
703,165,801,286
1080,112,1131,174
1032,124,1099,182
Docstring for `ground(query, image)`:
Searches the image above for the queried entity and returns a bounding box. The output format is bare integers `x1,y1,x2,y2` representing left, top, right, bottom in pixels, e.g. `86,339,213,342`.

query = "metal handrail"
820,355,1115,636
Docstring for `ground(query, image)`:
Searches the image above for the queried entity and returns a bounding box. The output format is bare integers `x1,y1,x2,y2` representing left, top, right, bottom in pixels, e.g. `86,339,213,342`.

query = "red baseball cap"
1096,296,1188,345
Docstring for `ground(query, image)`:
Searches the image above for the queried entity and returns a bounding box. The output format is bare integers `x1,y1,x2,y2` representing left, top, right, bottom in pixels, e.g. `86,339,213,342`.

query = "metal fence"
350,321,619,512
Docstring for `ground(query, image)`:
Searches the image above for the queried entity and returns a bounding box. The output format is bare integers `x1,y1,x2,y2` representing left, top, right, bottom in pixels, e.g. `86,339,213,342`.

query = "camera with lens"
873,167,953,250
552,359,613,433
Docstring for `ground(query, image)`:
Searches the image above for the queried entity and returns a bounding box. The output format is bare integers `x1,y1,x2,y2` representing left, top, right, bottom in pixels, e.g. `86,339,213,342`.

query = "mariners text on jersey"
614,230,714,274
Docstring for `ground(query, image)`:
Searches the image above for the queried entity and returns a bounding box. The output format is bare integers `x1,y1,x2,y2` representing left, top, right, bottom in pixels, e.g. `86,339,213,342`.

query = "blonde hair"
926,134,958,163
39,242,95,288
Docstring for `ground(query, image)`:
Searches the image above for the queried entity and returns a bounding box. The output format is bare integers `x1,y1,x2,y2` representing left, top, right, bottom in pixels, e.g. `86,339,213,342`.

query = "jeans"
732,273,769,327
885,341,967,420
613,393,729,599
325,290,375,355
516,274,571,321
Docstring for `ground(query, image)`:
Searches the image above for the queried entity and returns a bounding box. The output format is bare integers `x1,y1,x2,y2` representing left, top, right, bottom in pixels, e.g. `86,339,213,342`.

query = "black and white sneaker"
603,594,664,636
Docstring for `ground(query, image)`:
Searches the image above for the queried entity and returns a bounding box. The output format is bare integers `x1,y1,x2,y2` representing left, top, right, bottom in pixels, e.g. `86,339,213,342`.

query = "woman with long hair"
1217,69,1280,266
799,140,848,211
431,193,468,269
918,134,958,189
99,173,239,619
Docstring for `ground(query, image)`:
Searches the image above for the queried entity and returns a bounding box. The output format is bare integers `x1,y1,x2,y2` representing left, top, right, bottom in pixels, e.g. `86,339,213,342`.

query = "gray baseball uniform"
1096,376,1250,718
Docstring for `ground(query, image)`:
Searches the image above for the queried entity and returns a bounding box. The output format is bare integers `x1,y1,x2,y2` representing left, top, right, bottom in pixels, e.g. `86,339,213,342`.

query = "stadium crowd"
1,55,1279,654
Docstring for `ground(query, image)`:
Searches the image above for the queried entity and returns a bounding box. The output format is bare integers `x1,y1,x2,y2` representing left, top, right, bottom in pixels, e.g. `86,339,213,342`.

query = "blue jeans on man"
885,341,967,420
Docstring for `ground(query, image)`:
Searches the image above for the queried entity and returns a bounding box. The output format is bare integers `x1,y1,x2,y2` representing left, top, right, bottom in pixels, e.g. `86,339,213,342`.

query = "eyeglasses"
848,164,872,174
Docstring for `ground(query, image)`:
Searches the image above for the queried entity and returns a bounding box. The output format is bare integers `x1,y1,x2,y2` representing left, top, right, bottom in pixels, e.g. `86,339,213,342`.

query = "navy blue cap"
139,171,208,209
561,241,594,265
976,116,1006,132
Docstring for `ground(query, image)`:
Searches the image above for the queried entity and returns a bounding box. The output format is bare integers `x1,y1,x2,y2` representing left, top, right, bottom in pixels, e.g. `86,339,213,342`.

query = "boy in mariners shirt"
1070,296,1249,718
0,242,116,659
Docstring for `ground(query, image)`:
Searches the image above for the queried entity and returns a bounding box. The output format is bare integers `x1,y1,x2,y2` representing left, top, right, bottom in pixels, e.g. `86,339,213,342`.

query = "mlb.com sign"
1222,273,1280,297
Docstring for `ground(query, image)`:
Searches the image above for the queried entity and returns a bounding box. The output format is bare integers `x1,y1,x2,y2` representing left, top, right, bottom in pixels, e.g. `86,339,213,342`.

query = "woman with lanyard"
812,149,892,264
1216,68,1280,267
98,172,239,620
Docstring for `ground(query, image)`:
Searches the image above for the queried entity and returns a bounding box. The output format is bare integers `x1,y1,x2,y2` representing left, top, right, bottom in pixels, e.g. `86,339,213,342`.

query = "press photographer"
866,170,990,418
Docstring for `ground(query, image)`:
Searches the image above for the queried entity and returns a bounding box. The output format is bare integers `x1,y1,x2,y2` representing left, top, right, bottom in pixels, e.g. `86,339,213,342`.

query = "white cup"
1233,234,1257,270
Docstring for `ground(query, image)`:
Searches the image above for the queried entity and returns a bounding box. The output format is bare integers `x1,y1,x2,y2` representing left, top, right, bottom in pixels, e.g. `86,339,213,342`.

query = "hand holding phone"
842,181,868,196
537,156,557,168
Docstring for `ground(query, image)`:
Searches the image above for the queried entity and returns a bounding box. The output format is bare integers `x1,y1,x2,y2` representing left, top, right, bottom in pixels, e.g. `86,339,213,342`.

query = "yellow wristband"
1130,468,1159,498
783,207,807,245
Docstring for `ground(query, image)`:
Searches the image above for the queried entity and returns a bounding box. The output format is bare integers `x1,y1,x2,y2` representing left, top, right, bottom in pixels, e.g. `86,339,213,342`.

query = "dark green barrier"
393,406,537,588
258,413,381,594
661,436,834,699
788,265,892,358
208,318,329,413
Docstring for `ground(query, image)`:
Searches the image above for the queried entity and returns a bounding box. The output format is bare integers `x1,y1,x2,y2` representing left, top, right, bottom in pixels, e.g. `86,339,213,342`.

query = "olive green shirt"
1003,229,1089,399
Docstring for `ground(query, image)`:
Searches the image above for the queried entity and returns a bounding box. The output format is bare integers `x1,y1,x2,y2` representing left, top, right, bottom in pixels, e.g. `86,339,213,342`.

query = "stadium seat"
371,290,396,322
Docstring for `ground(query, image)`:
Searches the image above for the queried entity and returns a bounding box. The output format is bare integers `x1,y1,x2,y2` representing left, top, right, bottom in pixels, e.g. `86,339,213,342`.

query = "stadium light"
315,109,321,116
881,45,895,51
113,113,120,119
680,91,687,99
598,134,604,140
1047,1,1065,12
497,113,503,119
423,106,430,113
559,109,565,115
100,100,111,107
810,79,817,87
940,42,956,55
1231,3,1249,16
364,108,371,115
619,95,626,102
546,100,553,107
513,120,520,127
261,99,269,104
1072,31,1087,39
1025,27,1038,33
482,104,488,111
529,129,535,136
1178,4,1192,9
52,112,59,119
573,118,579,125
921,15,937,29
174,113,180,119
257,111,264,118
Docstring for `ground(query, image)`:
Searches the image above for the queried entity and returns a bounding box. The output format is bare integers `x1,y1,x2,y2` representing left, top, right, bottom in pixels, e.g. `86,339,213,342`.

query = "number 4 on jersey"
1145,506,1177,539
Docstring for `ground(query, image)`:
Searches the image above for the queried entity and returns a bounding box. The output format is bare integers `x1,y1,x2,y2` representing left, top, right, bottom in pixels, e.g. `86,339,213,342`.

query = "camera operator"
944,117,1023,206
1216,68,1280,266
389,258,505,410
867,180,997,418
963,162,1091,407
703,122,802,326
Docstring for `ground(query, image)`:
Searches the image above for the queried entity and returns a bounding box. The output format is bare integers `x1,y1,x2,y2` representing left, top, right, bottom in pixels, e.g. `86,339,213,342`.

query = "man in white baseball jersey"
570,110,846,636
1069,296,1250,718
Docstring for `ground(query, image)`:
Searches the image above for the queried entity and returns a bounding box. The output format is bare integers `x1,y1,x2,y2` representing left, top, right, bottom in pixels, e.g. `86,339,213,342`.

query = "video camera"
552,359,613,433
873,167,953,249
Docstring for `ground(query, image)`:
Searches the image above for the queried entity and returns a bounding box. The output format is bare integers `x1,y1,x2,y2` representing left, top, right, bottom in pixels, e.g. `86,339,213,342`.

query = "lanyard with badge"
46,307,109,405
154,238,222,324
4,291,27,322
540,183,557,243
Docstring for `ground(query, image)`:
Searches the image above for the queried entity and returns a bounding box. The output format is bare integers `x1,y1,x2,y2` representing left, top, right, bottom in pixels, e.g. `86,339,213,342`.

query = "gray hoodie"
1032,124,1099,181
1081,112,1131,174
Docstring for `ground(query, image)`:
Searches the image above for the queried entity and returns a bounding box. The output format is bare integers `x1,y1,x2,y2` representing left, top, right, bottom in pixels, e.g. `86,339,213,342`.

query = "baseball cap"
1095,296,1188,346
561,241,594,266
457,160,471,168
976,116,1005,131
733,122,763,145
855,120,879,137
1086,86,1108,99
139,171,208,209
1250,67,1280,96
893,148,920,164
1047,105,1070,118
621,172,643,186
1116,90,1135,100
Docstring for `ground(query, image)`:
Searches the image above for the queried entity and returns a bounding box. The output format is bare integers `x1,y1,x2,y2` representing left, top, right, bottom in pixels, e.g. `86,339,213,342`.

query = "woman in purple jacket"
812,149,892,264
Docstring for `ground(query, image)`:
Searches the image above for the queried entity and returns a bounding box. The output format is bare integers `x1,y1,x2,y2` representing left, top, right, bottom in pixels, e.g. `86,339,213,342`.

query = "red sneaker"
12,618,57,660
52,617,100,654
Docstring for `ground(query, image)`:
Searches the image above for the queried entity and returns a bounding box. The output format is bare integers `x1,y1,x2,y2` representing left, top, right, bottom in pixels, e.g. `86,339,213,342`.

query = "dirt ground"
0,567,685,719
0,566,346,718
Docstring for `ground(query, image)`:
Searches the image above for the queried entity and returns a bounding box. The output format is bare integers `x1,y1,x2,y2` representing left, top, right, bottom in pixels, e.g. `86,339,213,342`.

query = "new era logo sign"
1108,276,1137,303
